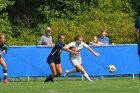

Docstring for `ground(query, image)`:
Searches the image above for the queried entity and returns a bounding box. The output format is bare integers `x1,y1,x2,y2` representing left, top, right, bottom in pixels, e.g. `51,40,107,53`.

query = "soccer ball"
108,65,116,73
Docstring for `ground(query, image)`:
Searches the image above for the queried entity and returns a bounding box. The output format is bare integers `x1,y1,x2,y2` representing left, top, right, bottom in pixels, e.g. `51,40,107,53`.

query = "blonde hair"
0,34,4,38
93,36,98,43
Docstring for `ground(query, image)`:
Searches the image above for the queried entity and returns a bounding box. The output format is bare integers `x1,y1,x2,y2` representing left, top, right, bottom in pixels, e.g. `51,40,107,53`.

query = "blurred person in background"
89,36,104,46
38,27,53,46
98,30,110,45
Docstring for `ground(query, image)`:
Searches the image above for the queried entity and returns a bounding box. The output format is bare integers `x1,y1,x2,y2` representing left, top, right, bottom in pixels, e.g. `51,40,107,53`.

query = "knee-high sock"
67,68,77,75
3,69,7,80
83,72,92,82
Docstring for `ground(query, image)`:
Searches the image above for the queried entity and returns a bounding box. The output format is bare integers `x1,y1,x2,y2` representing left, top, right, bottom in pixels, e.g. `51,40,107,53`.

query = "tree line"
0,0,140,45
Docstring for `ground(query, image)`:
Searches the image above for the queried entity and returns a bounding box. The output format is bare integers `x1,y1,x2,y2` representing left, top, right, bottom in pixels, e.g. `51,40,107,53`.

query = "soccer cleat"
88,79,93,83
50,78,53,82
44,75,54,83
3,79,9,83
44,77,50,83
64,70,69,78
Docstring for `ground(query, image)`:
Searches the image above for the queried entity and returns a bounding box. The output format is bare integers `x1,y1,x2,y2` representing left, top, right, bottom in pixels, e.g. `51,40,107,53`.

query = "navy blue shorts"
47,56,61,65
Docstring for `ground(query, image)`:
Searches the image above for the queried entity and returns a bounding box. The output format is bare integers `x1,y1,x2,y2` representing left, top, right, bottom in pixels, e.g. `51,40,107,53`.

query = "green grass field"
0,78,140,93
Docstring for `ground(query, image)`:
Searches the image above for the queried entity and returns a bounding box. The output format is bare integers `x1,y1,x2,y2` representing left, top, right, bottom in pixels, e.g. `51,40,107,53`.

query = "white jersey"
66,41,88,59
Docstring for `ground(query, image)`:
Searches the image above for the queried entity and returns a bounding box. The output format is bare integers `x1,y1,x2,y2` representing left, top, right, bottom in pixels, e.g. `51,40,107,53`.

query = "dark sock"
44,75,53,82
49,75,53,82
4,76,7,80
55,74,60,77
3,69,7,80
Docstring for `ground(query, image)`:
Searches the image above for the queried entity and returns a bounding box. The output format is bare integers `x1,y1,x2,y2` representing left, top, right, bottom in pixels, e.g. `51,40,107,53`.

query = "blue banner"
0,44,139,77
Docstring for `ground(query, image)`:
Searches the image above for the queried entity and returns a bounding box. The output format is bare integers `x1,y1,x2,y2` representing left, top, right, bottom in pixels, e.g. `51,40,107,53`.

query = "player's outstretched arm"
86,46,100,56
63,46,79,55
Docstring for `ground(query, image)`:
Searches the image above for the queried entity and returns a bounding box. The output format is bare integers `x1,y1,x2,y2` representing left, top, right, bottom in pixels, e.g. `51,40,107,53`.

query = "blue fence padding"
0,44,139,77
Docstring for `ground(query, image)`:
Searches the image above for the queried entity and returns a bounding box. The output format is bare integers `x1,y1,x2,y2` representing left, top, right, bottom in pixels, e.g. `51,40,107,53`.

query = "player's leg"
75,64,93,82
0,57,8,83
55,64,62,77
64,59,80,77
44,62,57,82
64,68,77,77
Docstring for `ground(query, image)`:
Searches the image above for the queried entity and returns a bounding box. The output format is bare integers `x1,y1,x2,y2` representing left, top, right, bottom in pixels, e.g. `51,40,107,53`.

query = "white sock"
81,75,84,81
67,68,77,75
4,73,7,76
83,72,93,82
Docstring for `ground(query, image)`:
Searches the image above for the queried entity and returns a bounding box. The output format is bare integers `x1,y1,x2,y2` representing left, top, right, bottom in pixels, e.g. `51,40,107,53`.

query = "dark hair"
74,35,82,41
57,34,64,40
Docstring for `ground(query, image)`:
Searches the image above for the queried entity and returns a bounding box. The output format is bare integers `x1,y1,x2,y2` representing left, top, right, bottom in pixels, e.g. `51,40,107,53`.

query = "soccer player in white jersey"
64,35,100,82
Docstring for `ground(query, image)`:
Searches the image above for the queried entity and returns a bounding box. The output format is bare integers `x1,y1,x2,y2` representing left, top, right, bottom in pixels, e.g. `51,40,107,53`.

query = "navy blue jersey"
48,42,65,58
135,16,140,30
0,43,8,54
47,42,65,64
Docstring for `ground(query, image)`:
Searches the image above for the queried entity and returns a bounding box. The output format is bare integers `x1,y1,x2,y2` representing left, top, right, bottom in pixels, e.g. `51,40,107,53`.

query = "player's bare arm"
86,46,100,56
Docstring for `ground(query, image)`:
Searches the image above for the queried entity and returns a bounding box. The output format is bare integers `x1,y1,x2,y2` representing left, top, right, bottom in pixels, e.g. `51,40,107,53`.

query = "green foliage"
131,0,140,15
4,0,140,45
36,0,136,44
0,0,14,9
0,0,14,43
0,13,11,33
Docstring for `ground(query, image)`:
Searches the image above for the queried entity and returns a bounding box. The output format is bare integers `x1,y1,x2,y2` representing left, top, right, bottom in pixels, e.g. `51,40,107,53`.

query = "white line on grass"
48,89,57,93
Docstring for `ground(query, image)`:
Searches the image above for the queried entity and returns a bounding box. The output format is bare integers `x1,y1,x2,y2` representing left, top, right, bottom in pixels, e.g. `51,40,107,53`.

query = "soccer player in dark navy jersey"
47,42,64,64
44,34,78,82
0,34,9,83
132,16,140,56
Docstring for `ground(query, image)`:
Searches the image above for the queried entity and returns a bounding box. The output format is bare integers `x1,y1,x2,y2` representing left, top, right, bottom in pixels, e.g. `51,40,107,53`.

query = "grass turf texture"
0,78,140,93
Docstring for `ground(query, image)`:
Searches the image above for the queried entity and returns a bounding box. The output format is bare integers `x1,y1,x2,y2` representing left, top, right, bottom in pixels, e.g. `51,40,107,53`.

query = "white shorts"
70,57,82,66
